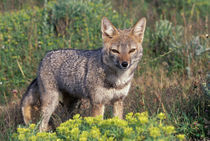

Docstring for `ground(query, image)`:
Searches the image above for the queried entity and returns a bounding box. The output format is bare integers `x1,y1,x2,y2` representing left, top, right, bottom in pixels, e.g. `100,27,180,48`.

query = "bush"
147,19,208,74
147,19,186,72
47,0,131,49
149,20,183,57
13,112,185,141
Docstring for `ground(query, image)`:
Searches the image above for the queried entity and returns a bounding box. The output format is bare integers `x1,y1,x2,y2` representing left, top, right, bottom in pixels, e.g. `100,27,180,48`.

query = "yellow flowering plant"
14,112,185,141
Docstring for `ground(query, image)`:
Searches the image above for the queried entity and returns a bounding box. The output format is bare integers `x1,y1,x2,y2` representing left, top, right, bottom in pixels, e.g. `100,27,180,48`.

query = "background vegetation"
0,0,209,140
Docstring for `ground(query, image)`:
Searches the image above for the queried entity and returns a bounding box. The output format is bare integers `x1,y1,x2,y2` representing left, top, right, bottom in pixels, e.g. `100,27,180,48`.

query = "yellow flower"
99,118,113,126
37,132,48,138
17,128,24,134
17,128,30,134
126,112,137,124
176,134,185,140
18,134,25,140
79,137,87,141
70,127,80,139
29,135,37,141
137,135,145,141
80,131,89,140
123,127,134,137
84,117,94,125
90,126,101,139
163,126,175,134
57,126,70,135
111,117,128,127
149,127,161,138
0,34,3,41
157,112,166,120
139,116,148,124
29,124,36,130
94,115,103,123
136,127,144,134
126,112,134,118
140,111,148,117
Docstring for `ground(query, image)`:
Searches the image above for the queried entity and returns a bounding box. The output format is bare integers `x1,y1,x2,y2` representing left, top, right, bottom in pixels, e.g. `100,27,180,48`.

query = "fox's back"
39,48,102,74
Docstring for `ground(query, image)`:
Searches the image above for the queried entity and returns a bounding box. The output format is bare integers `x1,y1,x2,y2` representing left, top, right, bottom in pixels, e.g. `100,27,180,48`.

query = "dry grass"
125,65,206,115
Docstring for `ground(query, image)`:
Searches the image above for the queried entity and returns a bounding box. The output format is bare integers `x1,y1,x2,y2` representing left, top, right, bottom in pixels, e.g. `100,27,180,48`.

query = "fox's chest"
93,83,131,104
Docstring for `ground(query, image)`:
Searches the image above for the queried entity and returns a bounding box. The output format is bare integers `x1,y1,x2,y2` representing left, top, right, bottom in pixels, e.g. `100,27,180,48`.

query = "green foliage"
47,0,131,49
0,7,61,104
151,0,210,21
147,20,186,72
149,20,183,56
146,19,208,74
13,112,185,141
108,0,210,27
0,0,45,11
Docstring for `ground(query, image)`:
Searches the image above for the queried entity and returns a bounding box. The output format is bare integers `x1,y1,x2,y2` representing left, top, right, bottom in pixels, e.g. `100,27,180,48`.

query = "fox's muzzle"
119,61,129,70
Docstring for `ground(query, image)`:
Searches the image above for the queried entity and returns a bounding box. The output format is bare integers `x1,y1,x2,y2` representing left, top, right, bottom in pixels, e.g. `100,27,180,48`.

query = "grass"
0,0,209,140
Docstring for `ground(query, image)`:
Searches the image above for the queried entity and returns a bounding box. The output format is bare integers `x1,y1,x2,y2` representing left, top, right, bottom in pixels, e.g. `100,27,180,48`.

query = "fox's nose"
121,61,128,68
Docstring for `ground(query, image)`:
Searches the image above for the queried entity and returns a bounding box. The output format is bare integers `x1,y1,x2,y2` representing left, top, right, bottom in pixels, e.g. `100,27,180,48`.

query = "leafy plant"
147,19,186,73
47,0,131,49
13,112,185,141
149,20,183,57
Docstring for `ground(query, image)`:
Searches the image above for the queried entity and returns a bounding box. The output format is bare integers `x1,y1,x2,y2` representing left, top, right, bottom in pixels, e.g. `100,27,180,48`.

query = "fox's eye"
111,49,120,54
129,49,136,53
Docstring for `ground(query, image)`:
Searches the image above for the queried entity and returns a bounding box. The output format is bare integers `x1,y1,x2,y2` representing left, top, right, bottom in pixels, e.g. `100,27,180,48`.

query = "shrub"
147,19,186,72
147,19,208,74
47,0,131,49
148,20,183,57
13,112,185,141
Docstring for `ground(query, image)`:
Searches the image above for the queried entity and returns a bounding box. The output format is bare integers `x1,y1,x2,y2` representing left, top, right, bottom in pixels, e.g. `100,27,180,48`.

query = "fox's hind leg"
21,79,39,124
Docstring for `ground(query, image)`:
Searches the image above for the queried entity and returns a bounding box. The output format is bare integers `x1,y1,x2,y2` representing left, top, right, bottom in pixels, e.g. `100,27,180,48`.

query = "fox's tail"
21,78,39,124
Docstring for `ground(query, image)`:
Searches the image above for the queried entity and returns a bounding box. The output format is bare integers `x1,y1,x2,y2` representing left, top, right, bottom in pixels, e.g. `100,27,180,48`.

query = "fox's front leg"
39,90,59,132
91,104,105,118
113,99,124,119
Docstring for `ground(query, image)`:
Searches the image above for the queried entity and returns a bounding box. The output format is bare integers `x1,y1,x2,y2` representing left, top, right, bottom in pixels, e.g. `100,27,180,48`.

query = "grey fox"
21,17,146,131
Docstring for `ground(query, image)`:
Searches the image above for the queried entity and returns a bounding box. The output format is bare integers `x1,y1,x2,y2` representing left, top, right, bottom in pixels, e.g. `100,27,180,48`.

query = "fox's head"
101,17,146,71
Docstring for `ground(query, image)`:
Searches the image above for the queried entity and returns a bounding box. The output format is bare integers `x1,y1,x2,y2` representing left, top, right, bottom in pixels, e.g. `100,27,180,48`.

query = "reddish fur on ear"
131,17,146,43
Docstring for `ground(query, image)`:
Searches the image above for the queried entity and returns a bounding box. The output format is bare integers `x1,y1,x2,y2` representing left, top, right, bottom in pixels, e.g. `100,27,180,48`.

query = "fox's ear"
101,17,118,39
132,17,146,43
